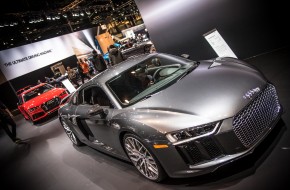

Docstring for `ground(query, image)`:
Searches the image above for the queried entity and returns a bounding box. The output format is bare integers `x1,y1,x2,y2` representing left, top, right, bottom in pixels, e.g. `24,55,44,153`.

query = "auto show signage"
203,29,237,58
0,36,74,80
0,27,98,81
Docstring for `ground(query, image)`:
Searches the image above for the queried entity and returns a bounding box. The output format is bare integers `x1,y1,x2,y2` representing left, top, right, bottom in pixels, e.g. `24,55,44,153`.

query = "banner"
0,27,98,80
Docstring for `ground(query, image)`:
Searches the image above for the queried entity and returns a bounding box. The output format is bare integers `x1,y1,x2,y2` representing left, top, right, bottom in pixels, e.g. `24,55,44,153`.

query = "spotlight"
85,9,91,15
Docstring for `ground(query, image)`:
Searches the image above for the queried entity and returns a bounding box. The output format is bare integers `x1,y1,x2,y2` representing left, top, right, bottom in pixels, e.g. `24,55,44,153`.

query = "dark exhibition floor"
1,47,290,190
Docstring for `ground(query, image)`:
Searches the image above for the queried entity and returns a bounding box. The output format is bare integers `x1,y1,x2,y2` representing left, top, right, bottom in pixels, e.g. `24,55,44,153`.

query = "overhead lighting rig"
0,0,141,50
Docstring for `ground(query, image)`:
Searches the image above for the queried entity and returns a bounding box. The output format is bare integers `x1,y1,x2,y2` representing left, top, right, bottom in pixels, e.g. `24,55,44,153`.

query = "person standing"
91,50,107,73
0,100,21,143
77,59,91,84
67,66,80,88
108,45,125,66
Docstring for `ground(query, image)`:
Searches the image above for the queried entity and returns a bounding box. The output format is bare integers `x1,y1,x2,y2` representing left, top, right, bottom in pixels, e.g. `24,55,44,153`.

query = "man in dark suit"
0,100,21,143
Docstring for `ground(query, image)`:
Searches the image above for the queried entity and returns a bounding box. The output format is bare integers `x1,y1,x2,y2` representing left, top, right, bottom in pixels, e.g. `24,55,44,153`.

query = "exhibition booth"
0,0,289,189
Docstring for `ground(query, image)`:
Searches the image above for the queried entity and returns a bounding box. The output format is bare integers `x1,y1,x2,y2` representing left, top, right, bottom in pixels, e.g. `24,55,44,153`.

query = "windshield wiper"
178,64,198,81
139,94,153,102
133,91,160,103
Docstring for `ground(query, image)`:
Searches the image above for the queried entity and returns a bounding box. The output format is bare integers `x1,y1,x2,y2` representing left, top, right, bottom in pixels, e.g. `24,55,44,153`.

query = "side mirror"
181,54,190,59
88,104,106,118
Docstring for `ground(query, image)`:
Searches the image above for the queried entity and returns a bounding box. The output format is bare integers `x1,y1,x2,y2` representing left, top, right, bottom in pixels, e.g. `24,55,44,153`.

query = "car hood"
127,59,267,132
23,88,64,109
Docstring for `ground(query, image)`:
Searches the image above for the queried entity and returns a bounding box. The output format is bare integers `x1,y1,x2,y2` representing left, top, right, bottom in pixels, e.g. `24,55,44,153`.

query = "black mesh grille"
200,138,223,159
32,112,45,120
233,84,280,148
41,97,60,111
177,138,223,165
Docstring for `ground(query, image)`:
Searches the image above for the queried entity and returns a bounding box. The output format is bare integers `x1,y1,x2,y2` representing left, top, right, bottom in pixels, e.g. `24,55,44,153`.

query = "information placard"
203,29,237,58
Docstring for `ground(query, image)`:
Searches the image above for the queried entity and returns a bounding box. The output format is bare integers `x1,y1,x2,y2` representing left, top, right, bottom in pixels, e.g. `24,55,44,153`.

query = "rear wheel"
123,133,166,182
60,118,83,146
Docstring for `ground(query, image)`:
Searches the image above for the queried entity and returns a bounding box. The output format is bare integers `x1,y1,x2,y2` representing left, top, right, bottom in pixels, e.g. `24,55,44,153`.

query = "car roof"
85,53,157,86
16,85,32,95
21,83,47,95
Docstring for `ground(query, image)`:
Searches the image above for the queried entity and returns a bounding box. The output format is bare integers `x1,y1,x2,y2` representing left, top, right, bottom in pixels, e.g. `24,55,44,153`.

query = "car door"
75,85,118,152
63,91,89,142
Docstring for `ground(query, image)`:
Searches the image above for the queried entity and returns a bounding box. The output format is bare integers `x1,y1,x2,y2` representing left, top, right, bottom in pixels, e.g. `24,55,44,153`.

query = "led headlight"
166,122,220,145
28,106,39,112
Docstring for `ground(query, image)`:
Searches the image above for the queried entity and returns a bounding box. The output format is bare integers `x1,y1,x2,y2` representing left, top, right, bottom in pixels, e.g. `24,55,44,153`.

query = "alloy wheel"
61,119,78,145
124,136,159,180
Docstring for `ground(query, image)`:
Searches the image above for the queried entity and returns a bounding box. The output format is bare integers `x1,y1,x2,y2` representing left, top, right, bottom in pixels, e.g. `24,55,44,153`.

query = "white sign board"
0,28,97,81
125,30,135,39
203,29,237,58
61,79,76,93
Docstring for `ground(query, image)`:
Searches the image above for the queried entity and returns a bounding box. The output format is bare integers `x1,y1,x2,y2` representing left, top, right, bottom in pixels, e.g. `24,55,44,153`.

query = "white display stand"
203,29,237,58
61,79,76,93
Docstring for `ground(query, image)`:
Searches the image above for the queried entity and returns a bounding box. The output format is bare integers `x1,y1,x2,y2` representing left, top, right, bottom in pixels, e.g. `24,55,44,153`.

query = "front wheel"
60,118,83,146
123,133,166,182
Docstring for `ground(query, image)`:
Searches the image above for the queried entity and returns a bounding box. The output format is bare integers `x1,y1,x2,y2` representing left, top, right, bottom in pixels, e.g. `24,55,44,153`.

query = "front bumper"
27,94,68,122
152,84,283,178
154,109,282,178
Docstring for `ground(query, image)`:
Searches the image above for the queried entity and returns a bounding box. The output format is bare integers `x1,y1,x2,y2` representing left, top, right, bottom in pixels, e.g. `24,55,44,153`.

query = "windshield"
107,54,196,107
23,84,54,102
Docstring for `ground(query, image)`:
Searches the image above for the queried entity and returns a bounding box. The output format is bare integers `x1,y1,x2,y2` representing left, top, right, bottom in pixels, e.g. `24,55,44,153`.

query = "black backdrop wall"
135,0,288,60
0,55,78,110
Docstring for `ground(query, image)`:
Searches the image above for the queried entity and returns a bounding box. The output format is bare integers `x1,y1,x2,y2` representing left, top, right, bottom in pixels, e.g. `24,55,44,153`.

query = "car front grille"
233,84,280,148
176,137,223,165
32,112,45,120
41,97,60,111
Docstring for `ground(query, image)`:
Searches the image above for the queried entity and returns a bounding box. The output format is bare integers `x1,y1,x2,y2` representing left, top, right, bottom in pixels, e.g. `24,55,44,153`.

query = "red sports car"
17,83,68,123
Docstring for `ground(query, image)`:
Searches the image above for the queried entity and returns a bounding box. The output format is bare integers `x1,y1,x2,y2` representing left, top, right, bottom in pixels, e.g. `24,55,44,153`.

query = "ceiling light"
85,9,91,15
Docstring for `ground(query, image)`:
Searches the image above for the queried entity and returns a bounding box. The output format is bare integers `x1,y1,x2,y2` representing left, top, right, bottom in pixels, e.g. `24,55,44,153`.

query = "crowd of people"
39,38,155,89
0,100,22,144
66,47,126,87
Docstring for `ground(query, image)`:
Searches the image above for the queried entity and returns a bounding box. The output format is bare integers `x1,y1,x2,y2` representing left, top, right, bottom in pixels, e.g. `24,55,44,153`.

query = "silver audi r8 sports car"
58,53,282,182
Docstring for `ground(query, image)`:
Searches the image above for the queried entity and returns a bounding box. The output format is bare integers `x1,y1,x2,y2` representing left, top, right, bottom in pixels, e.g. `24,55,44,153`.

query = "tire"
123,133,167,182
60,117,83,146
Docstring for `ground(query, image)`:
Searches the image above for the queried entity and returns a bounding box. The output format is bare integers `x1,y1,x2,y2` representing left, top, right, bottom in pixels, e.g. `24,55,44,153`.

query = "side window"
79,86,113,107
18,95,23,105
91,87,112,107
83,88,93,105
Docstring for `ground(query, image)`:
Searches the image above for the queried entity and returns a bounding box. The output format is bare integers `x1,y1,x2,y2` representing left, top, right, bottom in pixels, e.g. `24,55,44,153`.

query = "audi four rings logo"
243,87,261,99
